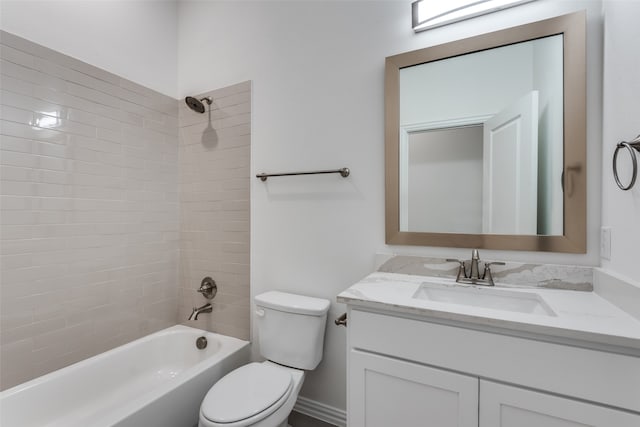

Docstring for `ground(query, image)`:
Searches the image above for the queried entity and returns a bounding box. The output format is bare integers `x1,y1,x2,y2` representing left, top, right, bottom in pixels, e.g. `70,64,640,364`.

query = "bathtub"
0,325,250,427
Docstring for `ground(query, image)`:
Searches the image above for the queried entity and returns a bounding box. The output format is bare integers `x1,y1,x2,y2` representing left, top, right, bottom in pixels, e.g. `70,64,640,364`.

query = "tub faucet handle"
198,277,217,300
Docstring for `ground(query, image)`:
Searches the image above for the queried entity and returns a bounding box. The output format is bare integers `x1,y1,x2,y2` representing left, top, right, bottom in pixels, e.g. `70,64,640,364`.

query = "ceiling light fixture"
412,0,537,32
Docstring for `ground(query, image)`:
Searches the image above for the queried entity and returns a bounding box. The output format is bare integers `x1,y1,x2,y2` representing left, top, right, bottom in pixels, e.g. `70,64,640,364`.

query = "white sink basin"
413,282,556,316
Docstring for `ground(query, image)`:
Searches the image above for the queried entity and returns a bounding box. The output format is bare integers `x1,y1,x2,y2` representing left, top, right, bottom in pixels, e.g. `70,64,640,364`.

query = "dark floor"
288,411,338,427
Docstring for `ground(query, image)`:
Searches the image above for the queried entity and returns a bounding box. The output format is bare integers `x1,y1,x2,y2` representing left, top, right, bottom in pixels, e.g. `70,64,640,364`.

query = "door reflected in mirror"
400,34,563,236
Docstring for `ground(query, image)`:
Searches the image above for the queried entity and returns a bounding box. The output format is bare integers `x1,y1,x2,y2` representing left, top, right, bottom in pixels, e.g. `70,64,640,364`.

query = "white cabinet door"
348,349,478,427
480,380,640,427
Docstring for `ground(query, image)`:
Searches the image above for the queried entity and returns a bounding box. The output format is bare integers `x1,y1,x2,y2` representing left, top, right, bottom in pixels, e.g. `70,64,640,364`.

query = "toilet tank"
254,291,330,370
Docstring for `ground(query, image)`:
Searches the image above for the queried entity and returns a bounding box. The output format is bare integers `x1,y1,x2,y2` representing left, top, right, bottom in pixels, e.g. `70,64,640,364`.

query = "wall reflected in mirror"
399,34,563,236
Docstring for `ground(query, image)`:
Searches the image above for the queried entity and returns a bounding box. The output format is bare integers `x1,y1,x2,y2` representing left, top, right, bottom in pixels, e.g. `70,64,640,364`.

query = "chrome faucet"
188,303,212,320
469,249,481,281
447,250,505,286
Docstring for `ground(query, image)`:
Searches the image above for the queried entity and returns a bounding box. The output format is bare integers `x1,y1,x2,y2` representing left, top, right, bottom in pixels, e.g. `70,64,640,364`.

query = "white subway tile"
68,210,125,224
119,78,156,98
0,150,36,168
0,338,35,378
67,235,125,249
1,136,32,155
69,172,124,190
0,225,32,240
66,80,121,109
34,197,70,211
0,180,35,196
71,160,121,177
71,186,124,200
31,321,93,353
38,169,69,185
36,210,67,224
1,264,68,286
0,89,67,118
66,107,98,125
35,183,67,197
96,116,122,131
37,155,67,171
1,119,67,144
34,141,69,158
0,74,35,97
62,67,118,98
0,195,32,210
0,59,40,85
0,44,37,69
32,224,94,238
0,104,34,124
69,135,122,154
32,114,96,138
1,237,66,255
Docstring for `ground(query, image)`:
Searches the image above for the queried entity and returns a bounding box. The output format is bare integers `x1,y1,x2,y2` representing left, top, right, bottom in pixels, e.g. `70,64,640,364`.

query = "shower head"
185,96,212,114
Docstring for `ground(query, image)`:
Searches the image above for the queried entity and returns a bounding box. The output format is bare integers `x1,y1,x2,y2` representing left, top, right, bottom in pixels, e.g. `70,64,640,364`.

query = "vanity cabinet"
480,380,640,427
349,350,478,427
346,309,640,427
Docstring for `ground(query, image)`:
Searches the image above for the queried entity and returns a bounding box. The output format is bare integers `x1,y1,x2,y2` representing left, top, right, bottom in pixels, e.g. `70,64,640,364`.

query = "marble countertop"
337,272,640,354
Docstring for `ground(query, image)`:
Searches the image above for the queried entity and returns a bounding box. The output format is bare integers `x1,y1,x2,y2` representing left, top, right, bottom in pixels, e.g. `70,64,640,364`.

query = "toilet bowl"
199,361,304,427
198,291,330,427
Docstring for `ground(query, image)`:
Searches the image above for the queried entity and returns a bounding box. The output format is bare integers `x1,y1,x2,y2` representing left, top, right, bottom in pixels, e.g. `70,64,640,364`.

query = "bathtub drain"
196,336,208,350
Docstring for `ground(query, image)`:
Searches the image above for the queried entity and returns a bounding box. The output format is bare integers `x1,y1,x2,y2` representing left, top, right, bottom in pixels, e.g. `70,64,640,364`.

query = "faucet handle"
482,262,505,285
484,261,506,268
446,259,467,281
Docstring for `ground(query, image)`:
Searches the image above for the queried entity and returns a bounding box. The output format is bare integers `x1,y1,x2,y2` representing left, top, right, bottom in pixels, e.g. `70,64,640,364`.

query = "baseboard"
294,396,347,427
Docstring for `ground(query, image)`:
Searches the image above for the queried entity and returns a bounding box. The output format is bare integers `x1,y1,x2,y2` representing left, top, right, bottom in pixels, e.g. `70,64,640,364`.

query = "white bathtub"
0,325,249,427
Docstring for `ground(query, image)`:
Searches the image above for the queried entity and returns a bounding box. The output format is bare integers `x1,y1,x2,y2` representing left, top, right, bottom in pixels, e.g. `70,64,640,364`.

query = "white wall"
0,0,178,98
600,1,640,284
178,0,604,412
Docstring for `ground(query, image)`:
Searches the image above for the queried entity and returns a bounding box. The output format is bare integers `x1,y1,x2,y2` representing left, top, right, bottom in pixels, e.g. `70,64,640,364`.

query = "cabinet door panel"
480,380,640,427
349,350,478,427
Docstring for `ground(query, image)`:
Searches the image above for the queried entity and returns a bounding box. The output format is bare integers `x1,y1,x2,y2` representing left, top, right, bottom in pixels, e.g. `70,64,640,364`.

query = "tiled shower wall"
0,31,252,390
0,32,180,389
178,82,251,340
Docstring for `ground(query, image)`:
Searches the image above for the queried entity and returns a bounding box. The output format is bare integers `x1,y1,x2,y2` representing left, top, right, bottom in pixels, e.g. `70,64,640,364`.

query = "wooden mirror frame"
385,11,586,253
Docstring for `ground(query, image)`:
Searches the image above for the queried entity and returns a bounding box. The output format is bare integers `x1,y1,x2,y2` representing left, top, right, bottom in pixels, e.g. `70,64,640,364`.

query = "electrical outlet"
601,226,612,260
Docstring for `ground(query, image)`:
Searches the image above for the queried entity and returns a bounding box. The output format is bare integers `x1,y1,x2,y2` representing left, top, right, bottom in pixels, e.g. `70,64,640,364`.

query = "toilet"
199,291,331,427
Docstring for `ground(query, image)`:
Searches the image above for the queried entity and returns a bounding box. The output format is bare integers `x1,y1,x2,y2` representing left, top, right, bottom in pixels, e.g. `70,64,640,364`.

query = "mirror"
385,11,586,252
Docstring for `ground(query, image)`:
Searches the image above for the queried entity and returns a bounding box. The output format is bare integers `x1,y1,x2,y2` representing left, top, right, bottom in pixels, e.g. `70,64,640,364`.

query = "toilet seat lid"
201,362,293,424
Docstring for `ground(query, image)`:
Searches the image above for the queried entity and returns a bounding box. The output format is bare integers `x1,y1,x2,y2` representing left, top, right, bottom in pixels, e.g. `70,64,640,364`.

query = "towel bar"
256,167,350,182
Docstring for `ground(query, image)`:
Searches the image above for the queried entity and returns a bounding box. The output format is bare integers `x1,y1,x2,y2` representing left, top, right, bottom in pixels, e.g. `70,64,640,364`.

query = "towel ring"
613,136,640,191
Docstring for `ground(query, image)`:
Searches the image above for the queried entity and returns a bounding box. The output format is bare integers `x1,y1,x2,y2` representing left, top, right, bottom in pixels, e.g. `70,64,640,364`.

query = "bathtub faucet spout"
188,303,212,321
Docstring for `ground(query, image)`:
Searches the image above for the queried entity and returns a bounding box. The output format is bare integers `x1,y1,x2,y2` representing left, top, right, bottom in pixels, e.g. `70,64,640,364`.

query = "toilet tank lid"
255,291,330,316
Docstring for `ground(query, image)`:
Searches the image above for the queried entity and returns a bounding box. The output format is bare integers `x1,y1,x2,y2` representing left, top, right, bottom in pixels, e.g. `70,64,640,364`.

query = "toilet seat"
200,362,293,426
